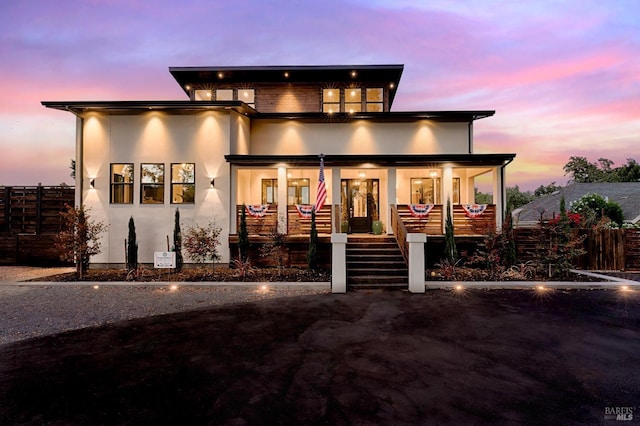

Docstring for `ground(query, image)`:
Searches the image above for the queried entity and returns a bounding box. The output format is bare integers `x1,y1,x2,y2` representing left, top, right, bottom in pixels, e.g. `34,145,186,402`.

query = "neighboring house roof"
514,182,640,226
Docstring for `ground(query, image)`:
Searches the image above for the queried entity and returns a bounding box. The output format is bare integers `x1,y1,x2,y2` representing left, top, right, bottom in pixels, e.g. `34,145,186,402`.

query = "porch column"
492,166,505,230
387,167,396,235
277,166,287,234
407,233,426,293
331,233,348,293
442,166,453,234
331,167,341,232
230,165,237,234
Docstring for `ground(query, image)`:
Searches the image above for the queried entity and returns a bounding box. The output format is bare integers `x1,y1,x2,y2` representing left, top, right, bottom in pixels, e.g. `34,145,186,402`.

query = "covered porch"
226,154,514,238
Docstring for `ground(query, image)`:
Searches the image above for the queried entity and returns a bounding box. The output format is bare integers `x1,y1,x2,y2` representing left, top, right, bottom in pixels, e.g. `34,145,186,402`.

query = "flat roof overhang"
169,64,404,106
41,100,256,116
253,110,495,122
41,101,495,123
225,154,516,168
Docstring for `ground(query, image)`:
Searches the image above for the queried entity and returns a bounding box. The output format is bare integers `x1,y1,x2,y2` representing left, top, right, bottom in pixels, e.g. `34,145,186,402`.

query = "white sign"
154,251,176,269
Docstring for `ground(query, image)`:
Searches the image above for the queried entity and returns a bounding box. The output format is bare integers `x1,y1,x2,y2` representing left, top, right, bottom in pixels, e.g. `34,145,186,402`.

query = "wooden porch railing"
287,205,332,235
395,204,497,236
236,205,278,235
453,204,496,236
391,205,409,264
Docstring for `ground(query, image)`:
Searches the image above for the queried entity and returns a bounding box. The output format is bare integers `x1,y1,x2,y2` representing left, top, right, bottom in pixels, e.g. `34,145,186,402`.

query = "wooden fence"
0,185,75,265
514,227,640,271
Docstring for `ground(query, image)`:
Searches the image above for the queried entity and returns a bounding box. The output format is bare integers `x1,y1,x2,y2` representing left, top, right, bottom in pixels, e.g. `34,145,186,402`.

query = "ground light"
169,284,178,292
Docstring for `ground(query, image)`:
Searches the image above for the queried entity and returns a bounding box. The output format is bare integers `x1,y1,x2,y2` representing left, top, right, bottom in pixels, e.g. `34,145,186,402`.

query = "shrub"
126,216,138,272
56,204,106,279
570,192,624,227
183,221,222,270
172,208,183,272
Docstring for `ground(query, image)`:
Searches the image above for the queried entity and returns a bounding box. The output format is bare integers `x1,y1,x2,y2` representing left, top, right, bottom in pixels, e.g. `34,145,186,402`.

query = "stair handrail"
391,204,409,265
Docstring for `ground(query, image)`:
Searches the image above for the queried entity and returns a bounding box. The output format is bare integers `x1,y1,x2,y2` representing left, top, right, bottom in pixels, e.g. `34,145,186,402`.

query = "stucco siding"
81,111,233,265
249,120,470,155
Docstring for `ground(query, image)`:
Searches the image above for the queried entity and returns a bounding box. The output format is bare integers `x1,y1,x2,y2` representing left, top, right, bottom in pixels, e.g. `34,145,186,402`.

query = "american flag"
314,155,327,212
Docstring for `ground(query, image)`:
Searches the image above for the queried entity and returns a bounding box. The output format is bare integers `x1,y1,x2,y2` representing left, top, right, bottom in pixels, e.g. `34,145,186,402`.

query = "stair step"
348,276,408,285
349,283,408,290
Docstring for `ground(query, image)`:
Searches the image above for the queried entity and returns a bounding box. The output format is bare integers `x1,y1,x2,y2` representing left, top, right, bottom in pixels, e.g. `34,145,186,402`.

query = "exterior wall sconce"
210,178,215,188
89,179,96,189
429,170,438,178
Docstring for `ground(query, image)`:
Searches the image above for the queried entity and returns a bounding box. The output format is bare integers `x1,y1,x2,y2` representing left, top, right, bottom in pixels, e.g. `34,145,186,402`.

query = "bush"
570,192,624,227
56,204,106,279
183,221,222,270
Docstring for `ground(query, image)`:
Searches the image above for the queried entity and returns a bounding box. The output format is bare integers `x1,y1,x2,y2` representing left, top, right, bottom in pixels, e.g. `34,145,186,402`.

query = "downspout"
468,120,473,153
500,157,515,223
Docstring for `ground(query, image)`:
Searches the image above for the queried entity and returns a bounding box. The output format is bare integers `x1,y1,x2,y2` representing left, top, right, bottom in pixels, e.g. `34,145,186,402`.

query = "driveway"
0,288,638,424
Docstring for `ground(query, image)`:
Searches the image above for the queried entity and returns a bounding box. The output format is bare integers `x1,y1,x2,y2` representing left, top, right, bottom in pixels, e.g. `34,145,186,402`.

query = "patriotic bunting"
295,204,314,218
462,204,488,218
408,204,435,217
245,204,269,218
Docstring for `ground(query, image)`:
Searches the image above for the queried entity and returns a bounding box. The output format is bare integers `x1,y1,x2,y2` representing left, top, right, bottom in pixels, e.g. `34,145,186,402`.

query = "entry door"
341,179,379,233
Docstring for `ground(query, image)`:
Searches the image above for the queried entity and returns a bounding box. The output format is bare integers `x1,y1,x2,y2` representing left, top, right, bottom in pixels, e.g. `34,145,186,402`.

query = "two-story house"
43,64,515,269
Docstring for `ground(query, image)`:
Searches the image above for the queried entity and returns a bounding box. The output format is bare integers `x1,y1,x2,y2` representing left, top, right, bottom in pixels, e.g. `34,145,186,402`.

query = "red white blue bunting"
462,204,488,218
295,204,314,218
408,204,435,217
246,204,269,218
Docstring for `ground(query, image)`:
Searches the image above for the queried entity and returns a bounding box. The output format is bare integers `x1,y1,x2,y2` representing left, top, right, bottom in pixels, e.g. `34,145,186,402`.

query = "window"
366,88,384,112
238,89,255,108
288,178,310,205
322,88,340,113
141,163,164,204
345,88,362,114
215,89,233,101
261,179,278,204
194,89,212,101
410,177,460,204
171,163,195,204
110,163,133,204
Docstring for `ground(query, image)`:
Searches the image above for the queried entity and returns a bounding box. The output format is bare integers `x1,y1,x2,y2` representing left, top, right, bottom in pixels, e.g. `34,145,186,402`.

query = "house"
514,182,640,227
42,64,515,270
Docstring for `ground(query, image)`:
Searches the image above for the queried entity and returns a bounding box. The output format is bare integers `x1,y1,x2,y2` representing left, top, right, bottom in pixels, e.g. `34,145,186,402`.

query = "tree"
307,209,319,270
126,216,138,272
69,159,76,180
534,182,562,197
444,198,458,263
56,204,106,279
260,216,287,276
238,205,250,262
172,208,183,272
615,158,640,182
474,187,492,204
501,202,517,267
563,156,602,183
506,185,534,209
183,221,222,271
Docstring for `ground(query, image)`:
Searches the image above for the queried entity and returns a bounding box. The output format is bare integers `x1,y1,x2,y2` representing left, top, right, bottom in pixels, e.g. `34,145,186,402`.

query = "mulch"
1,288,639,424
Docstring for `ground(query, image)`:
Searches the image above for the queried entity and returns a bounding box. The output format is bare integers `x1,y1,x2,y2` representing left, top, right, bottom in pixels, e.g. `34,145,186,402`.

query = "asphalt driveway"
1,289,639,424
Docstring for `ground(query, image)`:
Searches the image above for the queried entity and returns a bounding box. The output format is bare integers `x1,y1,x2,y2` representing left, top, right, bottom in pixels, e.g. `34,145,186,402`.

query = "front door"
341,179,379,233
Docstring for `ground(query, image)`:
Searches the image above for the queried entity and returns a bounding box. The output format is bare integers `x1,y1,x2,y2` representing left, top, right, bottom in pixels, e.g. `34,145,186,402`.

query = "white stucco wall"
81,110,232,265
249,120,470,155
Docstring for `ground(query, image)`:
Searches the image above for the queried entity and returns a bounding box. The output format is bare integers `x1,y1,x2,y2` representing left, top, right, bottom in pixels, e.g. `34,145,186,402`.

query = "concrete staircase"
346,236,408,289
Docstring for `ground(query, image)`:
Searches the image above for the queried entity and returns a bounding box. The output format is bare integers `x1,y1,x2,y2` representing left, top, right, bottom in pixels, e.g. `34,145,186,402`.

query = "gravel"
0,267,330,346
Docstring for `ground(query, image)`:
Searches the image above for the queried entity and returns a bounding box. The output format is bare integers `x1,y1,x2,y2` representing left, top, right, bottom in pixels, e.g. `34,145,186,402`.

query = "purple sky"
1,0,638,190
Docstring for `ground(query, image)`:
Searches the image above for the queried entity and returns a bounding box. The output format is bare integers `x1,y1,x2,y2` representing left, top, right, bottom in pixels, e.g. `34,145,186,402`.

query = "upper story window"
215,89,233,101
366,88,384,112
171,163,195,204
195,90,212,101
141,163,164,204
345,88,362,114
238,89,255,108
110,163,134,204
322,89,340,114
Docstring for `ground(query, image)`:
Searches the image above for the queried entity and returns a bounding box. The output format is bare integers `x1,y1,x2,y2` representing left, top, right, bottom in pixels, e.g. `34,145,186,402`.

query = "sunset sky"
1,0,638,190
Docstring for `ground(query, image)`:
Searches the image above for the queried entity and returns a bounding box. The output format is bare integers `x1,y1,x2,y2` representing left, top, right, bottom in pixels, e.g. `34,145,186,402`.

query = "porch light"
390,83,395,89
218,72,224,79
284,72,289,78
429,170,438,178
351,71,357,77
358,171,366,178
